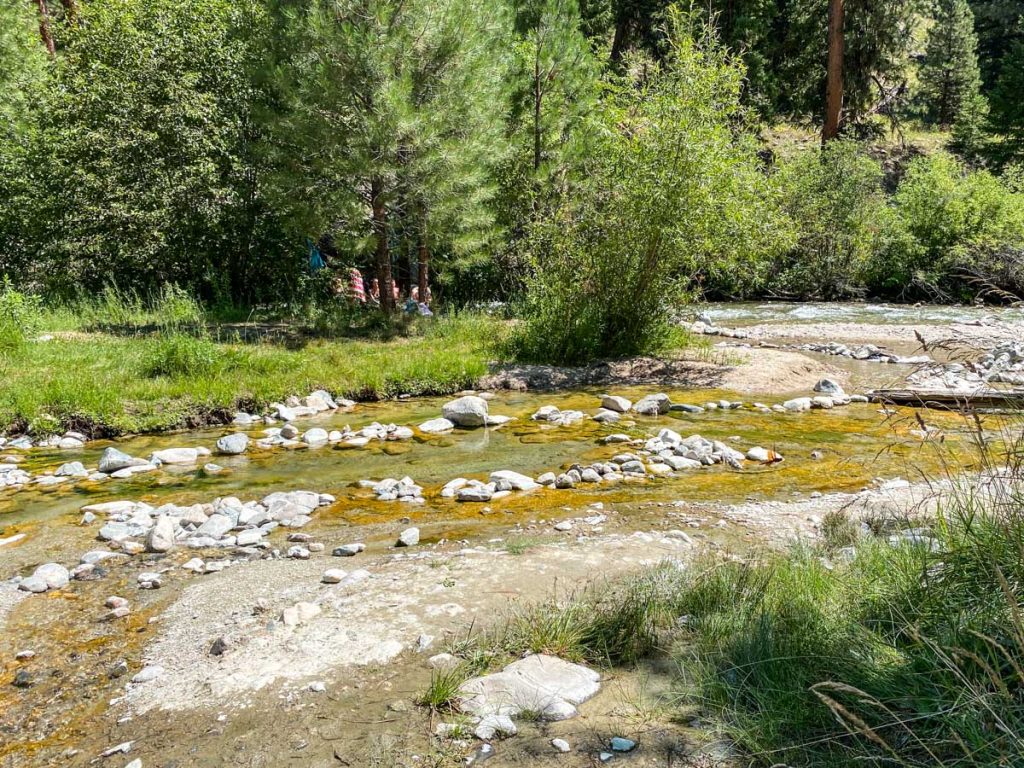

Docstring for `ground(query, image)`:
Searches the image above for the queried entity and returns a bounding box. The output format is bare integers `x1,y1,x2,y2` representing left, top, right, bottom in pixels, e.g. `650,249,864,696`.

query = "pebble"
332,543,365,557
396,527,420,547
321,569,346,584
551,738,571,753
15,650,35,660
309,681,326,692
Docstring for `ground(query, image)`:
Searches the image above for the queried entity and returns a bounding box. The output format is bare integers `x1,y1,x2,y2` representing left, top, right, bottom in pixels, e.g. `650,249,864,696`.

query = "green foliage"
920,0,984,128
703,0,916,125
273,0,511,299
15,0,292,303
512,11,784,363
989,38,1024,162
769,141,892,299
886,151,1024,299
0,280,42,358
142,333,220,379
419,664,473,710
674,486,1024,767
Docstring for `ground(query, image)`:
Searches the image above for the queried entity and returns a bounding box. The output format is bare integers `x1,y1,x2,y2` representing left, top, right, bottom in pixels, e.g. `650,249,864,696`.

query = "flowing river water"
1,301,1021,766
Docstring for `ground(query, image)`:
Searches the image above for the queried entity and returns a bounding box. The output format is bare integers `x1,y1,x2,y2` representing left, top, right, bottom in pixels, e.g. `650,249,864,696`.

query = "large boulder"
98,447,146,474
216,433,249,455
632,393,671,416
441,396,489,428
459,654,601,721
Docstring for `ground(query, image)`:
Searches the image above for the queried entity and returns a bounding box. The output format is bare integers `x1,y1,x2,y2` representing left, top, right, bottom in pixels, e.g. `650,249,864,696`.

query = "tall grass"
0,309,499,435
671,426,1024,767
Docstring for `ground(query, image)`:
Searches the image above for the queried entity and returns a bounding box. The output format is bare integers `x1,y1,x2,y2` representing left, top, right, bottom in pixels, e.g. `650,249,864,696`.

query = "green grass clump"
672,490,1024,767
419,665,473,711
484,563,690,666
142,333,220,378
0,311,498,435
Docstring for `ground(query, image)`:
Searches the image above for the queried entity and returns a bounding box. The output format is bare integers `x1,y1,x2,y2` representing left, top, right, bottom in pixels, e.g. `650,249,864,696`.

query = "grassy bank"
0,312,498,436
426,448,1024,765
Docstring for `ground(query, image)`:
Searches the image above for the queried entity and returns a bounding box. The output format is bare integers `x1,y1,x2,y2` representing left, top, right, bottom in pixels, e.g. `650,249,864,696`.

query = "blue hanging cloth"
307,238,326,272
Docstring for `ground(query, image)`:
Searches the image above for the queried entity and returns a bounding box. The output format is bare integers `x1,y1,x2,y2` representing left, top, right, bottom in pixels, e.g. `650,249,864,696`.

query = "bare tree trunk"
35,0,56,56
533,55,542,172
823,0,845,142
417,210,429,304
610,17,629,64
371,177,394,313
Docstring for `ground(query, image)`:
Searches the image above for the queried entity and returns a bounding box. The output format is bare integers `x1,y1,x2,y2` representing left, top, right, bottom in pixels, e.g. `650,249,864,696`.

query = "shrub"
768,141,893,299
881,152,1024,300
141,332,219,378
0,279,42,357
510,11,785,364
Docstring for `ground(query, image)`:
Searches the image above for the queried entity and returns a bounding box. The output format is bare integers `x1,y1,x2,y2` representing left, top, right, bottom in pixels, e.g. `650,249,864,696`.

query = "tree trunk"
533,54,542,172
371,177,394,313
35,0,56,56
60,0,77,23
610,17,629,64
417,211,429,304
823,0,845,142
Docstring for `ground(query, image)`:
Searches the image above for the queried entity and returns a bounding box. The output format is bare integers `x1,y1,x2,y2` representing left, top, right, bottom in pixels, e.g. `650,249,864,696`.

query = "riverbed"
1,301,1020,767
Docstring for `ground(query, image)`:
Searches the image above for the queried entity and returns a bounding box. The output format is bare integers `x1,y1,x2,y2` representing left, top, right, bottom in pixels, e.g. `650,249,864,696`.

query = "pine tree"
512,0,599,175
990,37,1024,159
921,0,983,127
275,0,511,312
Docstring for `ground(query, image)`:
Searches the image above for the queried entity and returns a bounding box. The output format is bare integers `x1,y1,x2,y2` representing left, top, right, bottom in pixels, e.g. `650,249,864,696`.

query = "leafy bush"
768,141,895,299
510,12,784,364
879,152,1024,300
141,333,219,378
0,279,42,357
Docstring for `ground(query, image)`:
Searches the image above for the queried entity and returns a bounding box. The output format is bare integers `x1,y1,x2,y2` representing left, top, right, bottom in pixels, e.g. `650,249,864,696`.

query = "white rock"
489,470,539,491
419,418,455,434
441,396,489,427
600,395,631,413
281,601,321,627
321,568,347,584
302,428,329,445
146,516,176,553
397,527,420,547
216,433,249,455
32,563,70,590
149,448,200,465
459,654,601,721
131,665,164,683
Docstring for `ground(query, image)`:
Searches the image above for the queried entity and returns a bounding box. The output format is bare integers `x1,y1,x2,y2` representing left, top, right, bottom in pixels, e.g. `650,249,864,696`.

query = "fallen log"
867,388,1024,409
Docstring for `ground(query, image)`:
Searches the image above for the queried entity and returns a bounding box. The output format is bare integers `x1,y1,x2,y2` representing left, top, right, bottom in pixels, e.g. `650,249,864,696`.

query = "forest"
1,0,1022,361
